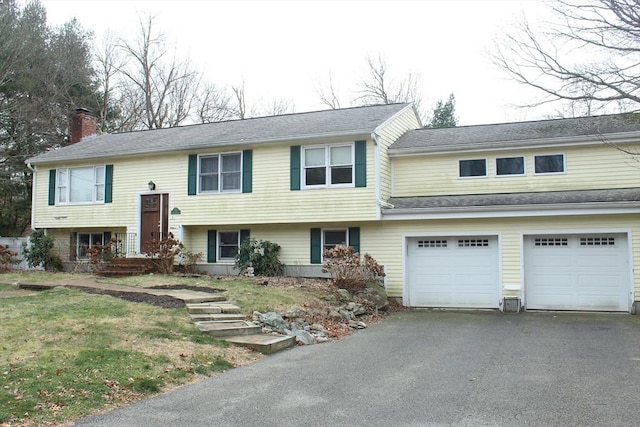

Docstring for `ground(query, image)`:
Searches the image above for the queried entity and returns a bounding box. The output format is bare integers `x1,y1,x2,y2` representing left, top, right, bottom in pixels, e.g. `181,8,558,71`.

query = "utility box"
503,297,522,313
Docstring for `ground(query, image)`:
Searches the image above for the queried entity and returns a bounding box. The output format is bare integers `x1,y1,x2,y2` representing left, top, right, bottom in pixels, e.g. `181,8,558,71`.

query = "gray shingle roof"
385,188,640,212
390,113,640,154
28,103,411,164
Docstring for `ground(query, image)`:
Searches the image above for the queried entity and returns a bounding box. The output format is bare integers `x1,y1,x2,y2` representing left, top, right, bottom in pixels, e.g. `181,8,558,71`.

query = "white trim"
458,157,488,179
197,151,243,194
533,153,566,175
495,155,526,177
382,205,640,220
301,143,355,189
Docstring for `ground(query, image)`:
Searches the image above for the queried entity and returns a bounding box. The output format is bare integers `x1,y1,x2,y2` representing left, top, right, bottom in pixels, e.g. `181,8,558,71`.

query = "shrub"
235,238,284,276
181,249,204,274
22,229,63,271
145,233,183,274
322,245,385,291
0,245,19,271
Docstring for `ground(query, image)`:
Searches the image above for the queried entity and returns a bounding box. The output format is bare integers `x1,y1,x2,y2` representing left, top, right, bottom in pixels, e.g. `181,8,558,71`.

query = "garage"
524,234,631,312
406,236,500,308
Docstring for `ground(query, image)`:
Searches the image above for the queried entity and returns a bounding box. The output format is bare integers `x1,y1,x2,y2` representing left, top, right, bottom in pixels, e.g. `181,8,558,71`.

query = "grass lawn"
0,272,331,426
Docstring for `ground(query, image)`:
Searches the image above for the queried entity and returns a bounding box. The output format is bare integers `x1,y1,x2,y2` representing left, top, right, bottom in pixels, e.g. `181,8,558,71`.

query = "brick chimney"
70,108,97,144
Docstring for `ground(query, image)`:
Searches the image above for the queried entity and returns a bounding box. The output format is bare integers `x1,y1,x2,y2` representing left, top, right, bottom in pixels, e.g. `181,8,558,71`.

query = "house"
27,105,640,313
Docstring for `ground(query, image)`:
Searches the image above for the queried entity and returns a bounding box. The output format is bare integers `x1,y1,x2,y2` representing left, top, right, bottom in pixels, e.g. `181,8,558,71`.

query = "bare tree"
356,54,424,116
491,0,640,116
195,82,234,123
232,79,247,120
314,72,342,109
116,14,200,129
252,97,295,117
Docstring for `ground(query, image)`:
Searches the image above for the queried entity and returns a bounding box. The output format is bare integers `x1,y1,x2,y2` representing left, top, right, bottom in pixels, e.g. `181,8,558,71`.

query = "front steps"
186,295,295,354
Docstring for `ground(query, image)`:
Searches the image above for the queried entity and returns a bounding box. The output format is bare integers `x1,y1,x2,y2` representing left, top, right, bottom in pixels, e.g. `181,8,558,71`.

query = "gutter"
381,201,640,219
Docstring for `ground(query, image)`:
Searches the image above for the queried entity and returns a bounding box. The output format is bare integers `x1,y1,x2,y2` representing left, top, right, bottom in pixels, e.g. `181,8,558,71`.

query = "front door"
140,193,169,254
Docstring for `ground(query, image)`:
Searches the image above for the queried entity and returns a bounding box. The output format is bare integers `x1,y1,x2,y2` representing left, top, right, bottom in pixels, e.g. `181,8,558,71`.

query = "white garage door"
407,236,500,308
524,234,630,312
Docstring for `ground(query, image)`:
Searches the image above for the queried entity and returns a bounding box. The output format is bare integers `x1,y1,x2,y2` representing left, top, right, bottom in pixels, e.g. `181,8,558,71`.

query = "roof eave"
382,200,640,216
388,130,640,157
27,129,374,166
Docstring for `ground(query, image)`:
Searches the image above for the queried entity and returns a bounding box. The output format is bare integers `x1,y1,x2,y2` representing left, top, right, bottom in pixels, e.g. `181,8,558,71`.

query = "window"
534,154,565,174
303,144,353,187
459,159,487,177
56,166,105,204
458,239,489,247
323,229,348,253
534,237,568,246
580,237,615,246
218,231,240,261
496,156,525,176
199,153,241,193
77,232,105,259
418,240,447,248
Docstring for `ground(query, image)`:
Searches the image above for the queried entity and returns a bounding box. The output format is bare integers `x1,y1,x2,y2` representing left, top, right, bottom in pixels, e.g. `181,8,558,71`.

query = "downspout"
26,162,36,230
372,132,395,221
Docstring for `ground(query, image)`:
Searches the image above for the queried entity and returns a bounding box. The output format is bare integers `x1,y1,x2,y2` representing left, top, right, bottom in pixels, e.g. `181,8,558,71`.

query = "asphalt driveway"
75,311,640,426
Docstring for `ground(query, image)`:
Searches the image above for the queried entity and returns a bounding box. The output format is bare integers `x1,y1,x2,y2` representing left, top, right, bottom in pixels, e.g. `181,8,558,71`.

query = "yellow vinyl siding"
377,107,421,201
392,143,640,197
368,215,640,302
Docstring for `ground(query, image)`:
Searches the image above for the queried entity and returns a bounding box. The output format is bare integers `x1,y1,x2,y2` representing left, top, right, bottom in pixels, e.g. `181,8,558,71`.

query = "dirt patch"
69,287,187,308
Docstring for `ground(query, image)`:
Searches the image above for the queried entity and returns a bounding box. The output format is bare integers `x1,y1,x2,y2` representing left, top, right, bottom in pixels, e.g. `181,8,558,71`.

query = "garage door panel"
525,234,629,312
408,236,499,308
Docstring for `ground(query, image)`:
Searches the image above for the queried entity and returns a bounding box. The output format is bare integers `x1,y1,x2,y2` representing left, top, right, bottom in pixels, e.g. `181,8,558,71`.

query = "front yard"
0,272,368,426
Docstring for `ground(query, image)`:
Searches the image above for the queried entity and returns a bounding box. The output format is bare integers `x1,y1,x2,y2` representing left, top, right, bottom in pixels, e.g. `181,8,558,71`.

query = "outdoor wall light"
148,181,156,191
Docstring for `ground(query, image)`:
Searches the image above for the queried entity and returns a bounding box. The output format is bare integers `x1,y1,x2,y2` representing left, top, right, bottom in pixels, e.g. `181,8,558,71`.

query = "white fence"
0,236,30,270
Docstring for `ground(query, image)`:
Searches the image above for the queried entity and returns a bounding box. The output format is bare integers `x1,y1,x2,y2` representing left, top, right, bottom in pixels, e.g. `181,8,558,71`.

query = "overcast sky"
41,0,552,126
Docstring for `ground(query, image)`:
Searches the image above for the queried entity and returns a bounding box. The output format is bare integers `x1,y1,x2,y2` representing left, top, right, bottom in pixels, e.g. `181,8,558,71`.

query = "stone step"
195,320,261,337
148,291,227,304
190,313,246,322
225,334,296,355
186,302,241,314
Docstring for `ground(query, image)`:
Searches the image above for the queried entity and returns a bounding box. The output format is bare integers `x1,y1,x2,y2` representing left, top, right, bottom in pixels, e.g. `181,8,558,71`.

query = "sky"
40,0,552,126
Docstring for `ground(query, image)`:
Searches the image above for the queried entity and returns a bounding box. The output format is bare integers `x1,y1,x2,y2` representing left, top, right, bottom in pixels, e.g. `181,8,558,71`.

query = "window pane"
330,146,351,165
78,233,90,258
200,175,218,192
459,159,487,177
200,156,218,174
496,157,524,175
535,155,564,173
221,154,241,172
69,167,94,202
324,230,347,251
331,166,352,184
324,230,347,245
218,231,239,260
221,171,240,191
95,166,105,184
304,148,326,167
96,184,104,201
305,167,326,185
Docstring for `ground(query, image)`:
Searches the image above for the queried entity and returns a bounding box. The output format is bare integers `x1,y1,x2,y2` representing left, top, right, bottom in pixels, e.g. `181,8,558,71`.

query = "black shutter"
290,146,301,190
354,140,366,188
104,165,113,203
348,227,360,253
207,230,217,263
48,169,56,205
242,150,252,193
310,228,322,264
188,154,197,195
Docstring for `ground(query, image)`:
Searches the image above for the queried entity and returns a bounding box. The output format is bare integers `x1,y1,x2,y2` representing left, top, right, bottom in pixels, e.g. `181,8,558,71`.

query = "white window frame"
77,232,106,260
198,152,242,194
534,153,566,175
302,144,354,189
496,156,526,177
458,158,488,178
56,165,105,205
322,228,349,254
217,230,240,262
